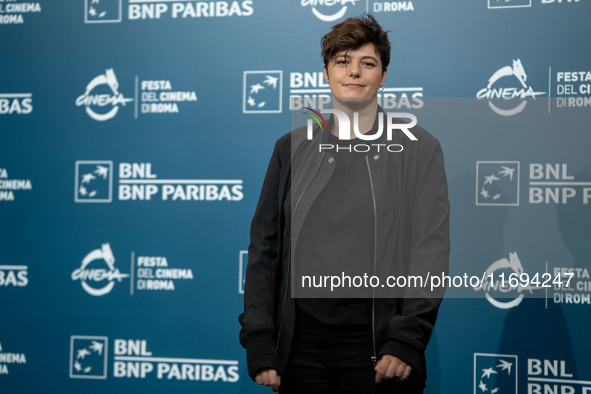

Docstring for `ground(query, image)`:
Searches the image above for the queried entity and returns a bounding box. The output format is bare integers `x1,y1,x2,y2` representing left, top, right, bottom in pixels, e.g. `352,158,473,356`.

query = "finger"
374,358,389,383
270,371,281,392
271,381,280,392
384,359,400,381
268,369,278,383
394,362,406,379
255,373,263,385
400,365,412,381
260,370,270,386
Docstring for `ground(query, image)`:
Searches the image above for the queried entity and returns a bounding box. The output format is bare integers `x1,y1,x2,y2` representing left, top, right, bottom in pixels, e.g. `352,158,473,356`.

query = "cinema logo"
554,70,591,109
139,79,197,115
72,243,129,296
474,353,590,394
75,161,243,202
289,71,424,111
0,93,33,115
301,0,362,22
133,254,194,292
0,341,27,376
303,108,418,154
473,252,536,310
76,69,133,121
370,1,414,13
0,1,42,25
552,266,591,306
0,168,33,202
476,59,545,116
76,70,198,120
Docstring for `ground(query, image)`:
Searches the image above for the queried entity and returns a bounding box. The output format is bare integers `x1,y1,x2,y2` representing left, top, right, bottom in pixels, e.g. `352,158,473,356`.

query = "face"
323,42,387,99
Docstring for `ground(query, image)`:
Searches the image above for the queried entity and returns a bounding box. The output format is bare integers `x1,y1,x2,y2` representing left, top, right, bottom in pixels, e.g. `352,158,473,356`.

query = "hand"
255,368,281,392
374,355,412,384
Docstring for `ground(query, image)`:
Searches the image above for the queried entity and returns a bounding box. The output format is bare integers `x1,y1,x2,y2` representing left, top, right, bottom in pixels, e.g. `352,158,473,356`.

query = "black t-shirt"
295,131,374,327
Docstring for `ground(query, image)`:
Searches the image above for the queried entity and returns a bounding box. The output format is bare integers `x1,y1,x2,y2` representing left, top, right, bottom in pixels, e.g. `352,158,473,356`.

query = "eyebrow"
334,54,378,62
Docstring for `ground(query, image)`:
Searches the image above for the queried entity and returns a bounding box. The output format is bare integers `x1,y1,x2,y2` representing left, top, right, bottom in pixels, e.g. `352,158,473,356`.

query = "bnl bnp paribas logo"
474,353,517,394
242,71,282,114
71,243,129,296
477,59,545,116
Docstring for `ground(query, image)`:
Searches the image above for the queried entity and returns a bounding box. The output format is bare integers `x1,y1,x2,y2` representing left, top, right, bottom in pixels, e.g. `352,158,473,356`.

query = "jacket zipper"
365,155,378,366
276,152,326,351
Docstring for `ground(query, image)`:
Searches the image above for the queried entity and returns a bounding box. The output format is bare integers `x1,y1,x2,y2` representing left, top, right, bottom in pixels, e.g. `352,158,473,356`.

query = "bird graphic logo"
474,354,517,394
476,161,519,206
75,161,113,203
243,71,282,114
70,336,108,379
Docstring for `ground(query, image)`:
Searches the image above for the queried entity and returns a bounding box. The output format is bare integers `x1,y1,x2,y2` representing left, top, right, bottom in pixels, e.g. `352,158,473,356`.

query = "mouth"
343,83,365,89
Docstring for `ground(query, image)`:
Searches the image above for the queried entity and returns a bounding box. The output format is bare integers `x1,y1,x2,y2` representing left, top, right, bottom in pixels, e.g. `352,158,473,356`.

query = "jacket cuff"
245,332,284,380
379,339,422,373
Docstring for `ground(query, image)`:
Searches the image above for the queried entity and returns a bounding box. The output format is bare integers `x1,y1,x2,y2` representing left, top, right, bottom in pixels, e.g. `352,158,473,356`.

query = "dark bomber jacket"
239,113,450,382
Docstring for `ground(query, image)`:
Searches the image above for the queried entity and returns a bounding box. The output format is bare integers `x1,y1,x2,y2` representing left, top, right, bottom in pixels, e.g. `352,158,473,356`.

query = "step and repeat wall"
2,0,590,393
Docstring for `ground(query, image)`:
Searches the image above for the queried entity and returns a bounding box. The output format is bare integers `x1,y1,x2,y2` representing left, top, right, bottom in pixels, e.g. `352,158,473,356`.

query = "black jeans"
280,319,425,394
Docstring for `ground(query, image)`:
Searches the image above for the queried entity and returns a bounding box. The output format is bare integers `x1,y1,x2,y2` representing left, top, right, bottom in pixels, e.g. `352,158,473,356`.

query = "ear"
380,67,387,87
323,64,329,83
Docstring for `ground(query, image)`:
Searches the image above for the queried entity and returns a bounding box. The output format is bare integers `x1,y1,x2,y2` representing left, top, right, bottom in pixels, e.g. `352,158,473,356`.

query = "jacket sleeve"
380,136,450,373
238,140,285,380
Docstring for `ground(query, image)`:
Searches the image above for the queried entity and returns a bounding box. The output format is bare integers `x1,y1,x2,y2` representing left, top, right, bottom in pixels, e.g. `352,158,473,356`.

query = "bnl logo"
243,71,283,114
474,353,518,394
85,0,122,23
75,161,113,203
488,0,532,9
476,161,520,206
70,336,108,379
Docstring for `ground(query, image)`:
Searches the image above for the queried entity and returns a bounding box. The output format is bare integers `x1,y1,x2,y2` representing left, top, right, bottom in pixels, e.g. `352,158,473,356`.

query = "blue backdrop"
2,0,590,393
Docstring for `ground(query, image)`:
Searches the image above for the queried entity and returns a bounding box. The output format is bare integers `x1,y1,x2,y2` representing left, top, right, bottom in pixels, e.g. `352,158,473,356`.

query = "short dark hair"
321,13,391,71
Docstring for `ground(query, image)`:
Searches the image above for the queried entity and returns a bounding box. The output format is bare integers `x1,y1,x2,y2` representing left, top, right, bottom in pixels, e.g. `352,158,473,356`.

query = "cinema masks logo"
0,93,33,115
243,71,282,114
70,336,108,379
477,59,545,116
72,243,129,296
76,69,133,121
85,0,122,23
473,252,535,309
304,108,417,153
488,0,531,9
301,0,358,22
476,161,520,206
474,353,518,394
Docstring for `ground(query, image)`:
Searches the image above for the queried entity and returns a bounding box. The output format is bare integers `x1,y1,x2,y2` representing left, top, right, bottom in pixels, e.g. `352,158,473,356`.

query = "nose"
348,62,360,77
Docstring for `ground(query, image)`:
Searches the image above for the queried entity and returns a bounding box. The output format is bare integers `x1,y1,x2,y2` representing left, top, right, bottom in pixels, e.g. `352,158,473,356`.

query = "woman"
239,14,450,393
